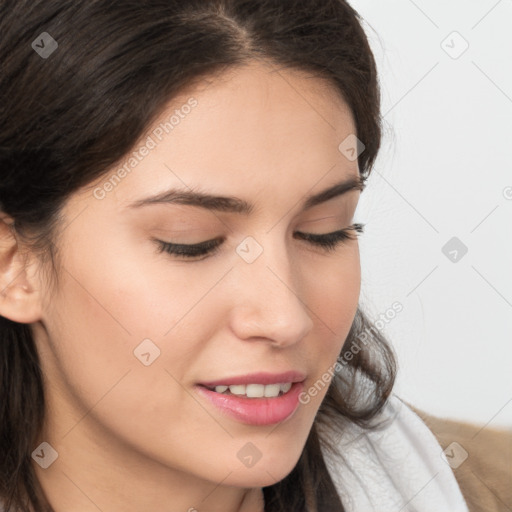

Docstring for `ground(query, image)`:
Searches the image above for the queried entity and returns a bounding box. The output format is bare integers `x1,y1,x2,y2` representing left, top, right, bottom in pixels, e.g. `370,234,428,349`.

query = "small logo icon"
441,31,469,60
338,134,365,162
133,338,161,366
441,236,468,263
31,32,58,59
441,441,468,469
236,236,264,263
237,442,262,468
31,442,59,469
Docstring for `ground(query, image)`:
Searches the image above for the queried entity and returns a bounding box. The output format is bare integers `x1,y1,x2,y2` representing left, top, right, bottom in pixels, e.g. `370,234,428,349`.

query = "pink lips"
195,381,304,426
195,370,307,425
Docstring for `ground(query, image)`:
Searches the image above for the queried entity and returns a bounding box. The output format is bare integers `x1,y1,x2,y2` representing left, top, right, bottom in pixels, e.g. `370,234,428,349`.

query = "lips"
195,380,305,425
197,370,307,388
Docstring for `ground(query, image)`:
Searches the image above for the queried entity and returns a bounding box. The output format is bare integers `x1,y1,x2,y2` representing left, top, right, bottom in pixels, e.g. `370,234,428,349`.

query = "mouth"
194,375,306,426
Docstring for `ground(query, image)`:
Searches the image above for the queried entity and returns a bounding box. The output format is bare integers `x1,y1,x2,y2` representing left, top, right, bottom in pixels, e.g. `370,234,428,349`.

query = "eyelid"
300,214,342,224
155,223,365,260
154,236,223,257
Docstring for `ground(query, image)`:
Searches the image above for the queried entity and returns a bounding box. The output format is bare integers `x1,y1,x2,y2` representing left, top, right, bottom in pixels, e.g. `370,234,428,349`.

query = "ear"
0,212,43,323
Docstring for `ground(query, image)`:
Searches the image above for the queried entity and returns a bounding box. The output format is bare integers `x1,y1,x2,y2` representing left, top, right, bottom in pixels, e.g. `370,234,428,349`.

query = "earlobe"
0,214,43,324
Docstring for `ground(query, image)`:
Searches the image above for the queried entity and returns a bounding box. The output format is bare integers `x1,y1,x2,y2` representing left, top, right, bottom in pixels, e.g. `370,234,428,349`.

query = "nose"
227,236,314,348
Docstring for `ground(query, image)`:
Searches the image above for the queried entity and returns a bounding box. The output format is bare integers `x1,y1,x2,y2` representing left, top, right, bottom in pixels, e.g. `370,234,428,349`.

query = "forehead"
164,59,356,145
137,61,356,174
78,59,360,217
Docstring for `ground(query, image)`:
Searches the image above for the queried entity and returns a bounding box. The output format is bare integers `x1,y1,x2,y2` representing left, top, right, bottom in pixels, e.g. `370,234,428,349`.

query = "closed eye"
294,222,365,251
154,223,365,260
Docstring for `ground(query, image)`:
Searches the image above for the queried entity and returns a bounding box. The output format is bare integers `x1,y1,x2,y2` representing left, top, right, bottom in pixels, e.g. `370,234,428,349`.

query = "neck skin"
33,415,265,512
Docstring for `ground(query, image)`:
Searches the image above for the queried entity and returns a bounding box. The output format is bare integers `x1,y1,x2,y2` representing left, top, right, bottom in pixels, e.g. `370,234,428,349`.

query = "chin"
221,450,303,488
225,467,296,489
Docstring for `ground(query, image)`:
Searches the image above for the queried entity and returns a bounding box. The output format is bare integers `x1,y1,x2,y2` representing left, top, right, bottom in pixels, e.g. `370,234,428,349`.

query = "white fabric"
320,393,470,512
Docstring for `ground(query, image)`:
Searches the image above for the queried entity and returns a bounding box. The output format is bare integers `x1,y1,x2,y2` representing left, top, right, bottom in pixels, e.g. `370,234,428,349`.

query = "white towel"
320,393,470,512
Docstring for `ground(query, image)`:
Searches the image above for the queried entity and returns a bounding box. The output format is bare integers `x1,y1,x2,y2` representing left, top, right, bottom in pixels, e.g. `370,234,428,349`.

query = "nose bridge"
228,231,314,345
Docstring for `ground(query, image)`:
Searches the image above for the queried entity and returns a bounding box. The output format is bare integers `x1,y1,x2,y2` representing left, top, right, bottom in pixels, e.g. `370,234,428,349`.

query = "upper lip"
198,370,307,388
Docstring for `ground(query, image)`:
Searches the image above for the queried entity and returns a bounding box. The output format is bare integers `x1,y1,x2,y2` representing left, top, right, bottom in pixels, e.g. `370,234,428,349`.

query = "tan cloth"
406,402,512,512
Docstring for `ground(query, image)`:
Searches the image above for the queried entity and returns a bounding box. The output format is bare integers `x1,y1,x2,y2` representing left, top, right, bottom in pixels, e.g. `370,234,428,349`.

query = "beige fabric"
406,402,512,512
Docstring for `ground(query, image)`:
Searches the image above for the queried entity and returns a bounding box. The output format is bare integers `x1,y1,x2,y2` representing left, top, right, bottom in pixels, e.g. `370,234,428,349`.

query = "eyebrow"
127,175,365,214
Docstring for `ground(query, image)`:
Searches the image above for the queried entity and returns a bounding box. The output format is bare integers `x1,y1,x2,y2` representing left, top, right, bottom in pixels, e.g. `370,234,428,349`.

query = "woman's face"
32,60,362,507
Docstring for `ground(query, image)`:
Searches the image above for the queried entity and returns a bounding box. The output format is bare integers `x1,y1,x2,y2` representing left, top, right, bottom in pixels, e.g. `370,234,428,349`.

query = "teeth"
245,384,266,397
263,384,281,397
228,384,246,395
280,382,292,393
213,382,293,397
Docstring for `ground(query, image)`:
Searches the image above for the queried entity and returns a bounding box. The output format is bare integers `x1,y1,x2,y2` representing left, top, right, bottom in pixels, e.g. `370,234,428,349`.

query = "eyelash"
155,223,365,260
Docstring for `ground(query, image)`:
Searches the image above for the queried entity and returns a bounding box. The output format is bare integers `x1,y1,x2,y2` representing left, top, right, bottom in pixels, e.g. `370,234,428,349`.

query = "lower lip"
195,382,304,426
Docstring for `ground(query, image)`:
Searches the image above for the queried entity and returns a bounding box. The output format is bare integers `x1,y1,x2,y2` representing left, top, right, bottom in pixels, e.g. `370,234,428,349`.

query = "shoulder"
405,400,512,512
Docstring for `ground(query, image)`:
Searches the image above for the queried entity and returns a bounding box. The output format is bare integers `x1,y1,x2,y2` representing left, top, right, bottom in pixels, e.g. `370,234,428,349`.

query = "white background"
348,0,512,428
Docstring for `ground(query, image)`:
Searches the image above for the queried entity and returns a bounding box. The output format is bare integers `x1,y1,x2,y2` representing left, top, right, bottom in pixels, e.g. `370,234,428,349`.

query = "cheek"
42,263,229,468
299,246,360,400
305,244,361,335
41,231,210,430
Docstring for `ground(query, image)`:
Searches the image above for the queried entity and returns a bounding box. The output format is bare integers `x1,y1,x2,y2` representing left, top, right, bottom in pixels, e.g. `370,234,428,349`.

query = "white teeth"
228,384,246,395
212,382,293,397
280,382,292,393
263,384,281,397
245,384,265,397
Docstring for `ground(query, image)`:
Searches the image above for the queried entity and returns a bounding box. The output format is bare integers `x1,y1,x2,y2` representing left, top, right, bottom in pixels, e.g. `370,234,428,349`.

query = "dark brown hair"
0,1,397,510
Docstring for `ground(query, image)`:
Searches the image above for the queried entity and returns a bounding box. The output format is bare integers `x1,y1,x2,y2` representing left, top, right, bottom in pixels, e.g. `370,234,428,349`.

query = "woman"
0,1,509,511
